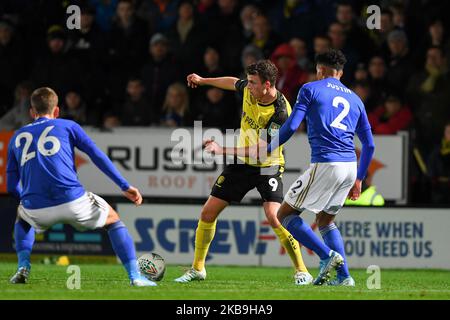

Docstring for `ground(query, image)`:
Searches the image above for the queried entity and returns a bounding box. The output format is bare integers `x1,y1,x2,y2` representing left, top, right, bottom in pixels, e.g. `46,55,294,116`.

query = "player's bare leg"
263,202,312,285
316,211,354,286
175,196,228,283
104,205,156,287
104,206,120,225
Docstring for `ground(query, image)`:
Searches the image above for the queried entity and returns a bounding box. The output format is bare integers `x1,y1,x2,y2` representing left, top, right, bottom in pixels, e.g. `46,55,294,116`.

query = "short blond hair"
31,87,58,115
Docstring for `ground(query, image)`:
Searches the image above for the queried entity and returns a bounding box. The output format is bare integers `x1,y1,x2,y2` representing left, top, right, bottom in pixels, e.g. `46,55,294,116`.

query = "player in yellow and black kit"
175,60,313,285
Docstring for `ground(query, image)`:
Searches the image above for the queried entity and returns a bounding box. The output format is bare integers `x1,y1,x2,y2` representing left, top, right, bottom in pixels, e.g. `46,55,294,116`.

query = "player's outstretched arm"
203,139,267,161
6,139,22,199
72,123,131,192
187,73,239,91
267,86,309,153
123,186,143,206
203,139,247,156
267,106,306,153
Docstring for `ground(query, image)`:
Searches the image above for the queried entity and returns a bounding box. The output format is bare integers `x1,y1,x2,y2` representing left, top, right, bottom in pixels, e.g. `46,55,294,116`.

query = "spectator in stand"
390,3,406,30
160,82,191,127
289,37,313,71
268,0,317,44
388,3,417,52
30,25,83,98
335,2,374,62
367,55,389,108
0,19,26,114
240,4,261,42
102,112,122,129
385,29,414,97
107,0,148,100
200,46,225,78
418,18,450,65
312,34,331,57
67,5,107,107
194,87,238,131
141,33,178,116
306,67,317,83
89,0,118,32
327,22,359,83
427,18,447,48
369,9,395,59
239,44,264,79
166,1,206,76
270,43,307,103
351,81,376,113
407,46,450,150
427,122,450,204
192,45,227,109
196,0,218,24
207,0,243,74
368,95,412,135
250,14,282,59
354,63,368,82
119,77,155,126
137,0,180,33
60,90,93,126
0,81,33,130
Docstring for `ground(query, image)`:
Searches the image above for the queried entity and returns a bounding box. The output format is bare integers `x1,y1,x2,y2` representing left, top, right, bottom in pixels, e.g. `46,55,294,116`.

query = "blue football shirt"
7,117,130,209
295,77,371,163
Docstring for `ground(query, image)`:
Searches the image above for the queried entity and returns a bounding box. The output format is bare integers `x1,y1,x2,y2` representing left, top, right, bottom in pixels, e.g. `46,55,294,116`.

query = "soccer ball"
137,253,166,281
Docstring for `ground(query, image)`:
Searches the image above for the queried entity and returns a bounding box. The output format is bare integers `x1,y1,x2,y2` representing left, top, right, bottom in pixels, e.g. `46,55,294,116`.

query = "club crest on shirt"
267,122,280,137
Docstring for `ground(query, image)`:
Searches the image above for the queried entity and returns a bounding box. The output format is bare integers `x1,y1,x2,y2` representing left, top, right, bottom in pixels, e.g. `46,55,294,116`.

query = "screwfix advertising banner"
0,128,408,202
118,204,450,269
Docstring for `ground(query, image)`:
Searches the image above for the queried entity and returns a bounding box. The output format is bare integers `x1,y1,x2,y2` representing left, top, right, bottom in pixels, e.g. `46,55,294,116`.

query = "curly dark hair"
315,49,347,71
246,59,278,87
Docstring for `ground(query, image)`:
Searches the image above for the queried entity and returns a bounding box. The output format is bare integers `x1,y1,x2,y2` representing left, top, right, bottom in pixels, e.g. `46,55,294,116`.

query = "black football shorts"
210,163,284,203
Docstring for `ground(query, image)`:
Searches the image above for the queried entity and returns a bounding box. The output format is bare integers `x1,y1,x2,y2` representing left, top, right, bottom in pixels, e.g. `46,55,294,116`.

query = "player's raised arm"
71,123,142,205
187,73,239,91
6,137,22,199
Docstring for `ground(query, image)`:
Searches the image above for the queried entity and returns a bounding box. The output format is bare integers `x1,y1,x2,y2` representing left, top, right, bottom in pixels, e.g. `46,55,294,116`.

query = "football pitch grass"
0,263,449,300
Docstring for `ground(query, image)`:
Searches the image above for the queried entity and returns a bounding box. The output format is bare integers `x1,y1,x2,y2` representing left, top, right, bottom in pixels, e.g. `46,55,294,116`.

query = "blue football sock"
107,221,139,280
14,220,35,270
283,215,331,260
320,223,350,279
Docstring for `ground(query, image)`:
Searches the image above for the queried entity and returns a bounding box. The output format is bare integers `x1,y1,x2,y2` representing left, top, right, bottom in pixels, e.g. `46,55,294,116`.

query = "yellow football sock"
192,219,217,271
273,225,308,273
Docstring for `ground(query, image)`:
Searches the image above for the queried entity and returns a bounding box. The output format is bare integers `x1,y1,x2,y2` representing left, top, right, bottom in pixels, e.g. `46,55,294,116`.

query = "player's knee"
105,208,120,226
266,213,279,227
315,212,335,228
276,210,285,223
276,202,293,224
200,206,220,223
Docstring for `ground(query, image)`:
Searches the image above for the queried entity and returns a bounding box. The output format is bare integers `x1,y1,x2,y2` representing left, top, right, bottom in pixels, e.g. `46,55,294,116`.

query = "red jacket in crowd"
368,104,413,134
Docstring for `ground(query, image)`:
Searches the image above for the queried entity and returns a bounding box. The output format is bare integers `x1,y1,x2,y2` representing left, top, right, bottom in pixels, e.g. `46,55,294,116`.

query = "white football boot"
131,275,158,287
174,268,206,283
294,271,314,285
